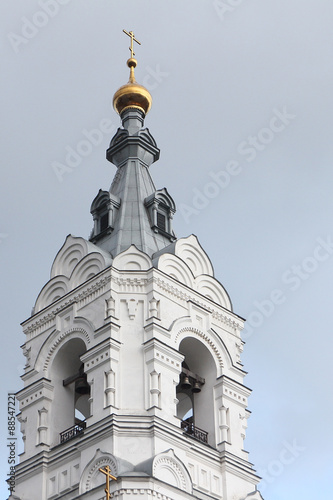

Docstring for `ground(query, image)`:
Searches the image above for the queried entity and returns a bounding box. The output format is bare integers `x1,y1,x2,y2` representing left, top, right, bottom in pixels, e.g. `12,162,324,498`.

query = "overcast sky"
1,1,332,499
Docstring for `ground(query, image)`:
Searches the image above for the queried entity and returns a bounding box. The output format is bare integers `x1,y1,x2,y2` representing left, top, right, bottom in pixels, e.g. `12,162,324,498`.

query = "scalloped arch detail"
71,253,108,289
79,449,118,494
157,254,194,287
35,235,112,311
195,275,232,309
50,235,112,280
113,245,153,270
175,327,224,370
51,236,89,279
41,327,91,375
90,189,110,213
175,235,214,277
152,450,192,493
154,188,176,211
35,276,70,313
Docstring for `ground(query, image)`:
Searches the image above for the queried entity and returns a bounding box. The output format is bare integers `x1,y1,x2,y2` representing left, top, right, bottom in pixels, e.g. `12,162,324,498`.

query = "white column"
105,370,116,407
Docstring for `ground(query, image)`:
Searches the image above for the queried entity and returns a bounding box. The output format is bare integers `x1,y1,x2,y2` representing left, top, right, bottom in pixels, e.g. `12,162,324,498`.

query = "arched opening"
177,392,193,422
49,338,90,446
70,363,91,421
177,337,217,447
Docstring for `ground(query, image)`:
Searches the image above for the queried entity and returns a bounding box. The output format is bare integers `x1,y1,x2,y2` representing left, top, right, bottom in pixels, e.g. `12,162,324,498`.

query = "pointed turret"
89,32,176,257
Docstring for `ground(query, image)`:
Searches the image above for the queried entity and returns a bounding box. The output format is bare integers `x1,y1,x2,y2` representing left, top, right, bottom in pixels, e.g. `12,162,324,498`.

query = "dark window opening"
100,213,109,232
157,212,166,232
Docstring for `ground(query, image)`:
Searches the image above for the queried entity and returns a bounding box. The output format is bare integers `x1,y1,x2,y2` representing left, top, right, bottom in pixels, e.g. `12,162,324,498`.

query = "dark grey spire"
89,108,176,257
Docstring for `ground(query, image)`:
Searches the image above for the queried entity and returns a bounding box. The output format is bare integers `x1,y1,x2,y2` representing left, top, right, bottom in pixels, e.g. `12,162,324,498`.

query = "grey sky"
1,1,332,498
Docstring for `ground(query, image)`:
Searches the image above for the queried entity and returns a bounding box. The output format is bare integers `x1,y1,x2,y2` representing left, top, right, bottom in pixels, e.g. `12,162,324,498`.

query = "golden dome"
113,58,152,116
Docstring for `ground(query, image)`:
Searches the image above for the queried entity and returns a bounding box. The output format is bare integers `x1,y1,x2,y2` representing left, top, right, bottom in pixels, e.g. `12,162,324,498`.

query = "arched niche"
35,322,92,377
152,449,192,494
49,337,89,447
79,449,118,494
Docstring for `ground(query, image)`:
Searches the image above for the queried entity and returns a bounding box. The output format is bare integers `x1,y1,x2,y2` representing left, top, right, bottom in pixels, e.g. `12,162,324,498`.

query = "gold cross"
123,29,141,58
99,465,117,500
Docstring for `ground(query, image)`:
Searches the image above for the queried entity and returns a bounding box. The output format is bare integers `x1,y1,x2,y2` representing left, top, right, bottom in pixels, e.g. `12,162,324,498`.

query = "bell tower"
11,31,264,500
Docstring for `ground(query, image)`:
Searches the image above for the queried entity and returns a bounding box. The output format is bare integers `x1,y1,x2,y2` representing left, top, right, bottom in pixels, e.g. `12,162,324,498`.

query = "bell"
181,375,191,390
191,381,201,393
75,376,90,395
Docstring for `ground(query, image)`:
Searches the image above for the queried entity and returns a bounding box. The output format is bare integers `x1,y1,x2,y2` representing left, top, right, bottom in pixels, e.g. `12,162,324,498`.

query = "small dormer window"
100,212,109,233
157,212,166,232
89,190,120,243
144,188,176,241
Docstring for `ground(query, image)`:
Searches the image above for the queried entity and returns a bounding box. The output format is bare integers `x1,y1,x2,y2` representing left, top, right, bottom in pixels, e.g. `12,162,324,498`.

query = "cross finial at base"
99,465,117,500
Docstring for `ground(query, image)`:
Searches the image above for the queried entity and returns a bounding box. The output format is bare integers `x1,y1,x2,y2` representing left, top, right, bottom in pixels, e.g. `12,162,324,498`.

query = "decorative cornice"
109,488,174,500
23,274,112,339
16,378,53,409
154,277,242,330
23,313,55,339
113,276,149,292
74,275,111,304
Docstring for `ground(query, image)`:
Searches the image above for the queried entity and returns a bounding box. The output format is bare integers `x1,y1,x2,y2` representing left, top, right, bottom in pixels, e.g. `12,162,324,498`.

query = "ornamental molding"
152,449,192,494
155,277,242,330
153,457,187,491
108,489,174,500
84,456,117,493
211,310,243,330
42,327,91,374
23,313,55,340
113,276,149,292
23,274,111,339
175,327,224,369
74,274,111,306
80,449,118,494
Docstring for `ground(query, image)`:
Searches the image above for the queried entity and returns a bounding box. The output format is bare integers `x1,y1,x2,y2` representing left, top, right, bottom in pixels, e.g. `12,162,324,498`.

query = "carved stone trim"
74,275,111,308
155,277,242,330
175,327,224,369
23,275,111,339
153,456,187,490
84,456,117,493
152,449,192,494
109,489,174,500
23,314,55,339
42,328,91,373
79,449,119,494
113,276,149,292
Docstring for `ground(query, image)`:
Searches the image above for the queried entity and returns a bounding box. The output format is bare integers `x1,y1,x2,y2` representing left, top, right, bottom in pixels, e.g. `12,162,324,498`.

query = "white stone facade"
13,233,263,500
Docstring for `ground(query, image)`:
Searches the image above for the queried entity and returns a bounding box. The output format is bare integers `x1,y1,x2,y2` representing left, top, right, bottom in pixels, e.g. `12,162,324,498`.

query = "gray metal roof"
90,108,176,258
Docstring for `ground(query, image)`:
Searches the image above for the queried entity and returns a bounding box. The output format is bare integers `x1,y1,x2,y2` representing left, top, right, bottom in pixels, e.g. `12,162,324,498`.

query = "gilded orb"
113,58,152,116
113,82,152,116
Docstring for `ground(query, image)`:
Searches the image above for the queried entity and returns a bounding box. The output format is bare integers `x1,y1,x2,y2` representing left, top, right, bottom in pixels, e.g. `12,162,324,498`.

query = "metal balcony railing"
60,421,86,444
181,420,208,444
